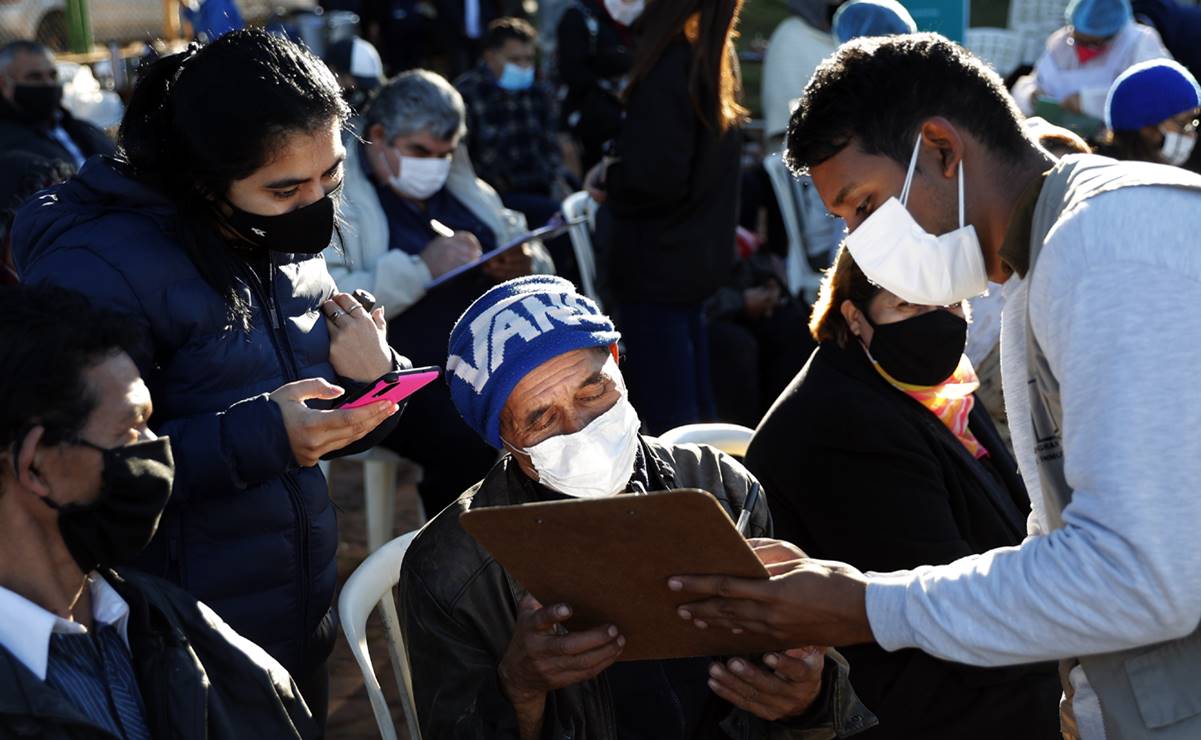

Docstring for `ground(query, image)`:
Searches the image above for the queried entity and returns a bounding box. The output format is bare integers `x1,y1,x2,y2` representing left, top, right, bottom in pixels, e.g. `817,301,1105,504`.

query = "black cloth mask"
865,308,968,387
13,84,63,125
222,188,337,254
40,436,175,573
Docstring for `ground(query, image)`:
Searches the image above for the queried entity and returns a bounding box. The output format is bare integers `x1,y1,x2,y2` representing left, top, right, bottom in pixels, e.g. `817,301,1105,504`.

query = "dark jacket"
400,436,877,740
743,342,1062,740
603,38,741,306
555,0,632,170
0,97,114,165
11,158,403,678
0,568,317,740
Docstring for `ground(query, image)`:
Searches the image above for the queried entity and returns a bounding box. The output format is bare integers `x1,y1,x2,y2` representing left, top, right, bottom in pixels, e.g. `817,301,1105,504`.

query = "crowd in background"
1,0,1200,738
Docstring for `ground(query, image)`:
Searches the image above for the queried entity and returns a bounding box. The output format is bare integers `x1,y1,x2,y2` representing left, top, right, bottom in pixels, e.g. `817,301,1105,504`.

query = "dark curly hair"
786,33,1030,173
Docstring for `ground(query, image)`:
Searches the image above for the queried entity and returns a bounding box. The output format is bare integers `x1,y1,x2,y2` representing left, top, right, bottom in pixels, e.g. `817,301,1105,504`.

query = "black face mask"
222,188,337,255
13,84,63,124
40,436,175,573
865,308,967,387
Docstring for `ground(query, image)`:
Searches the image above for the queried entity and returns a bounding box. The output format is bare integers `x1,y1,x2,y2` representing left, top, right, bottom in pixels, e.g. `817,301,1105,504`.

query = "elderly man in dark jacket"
0,41,114,168
0,284,316,739
400,276,875,740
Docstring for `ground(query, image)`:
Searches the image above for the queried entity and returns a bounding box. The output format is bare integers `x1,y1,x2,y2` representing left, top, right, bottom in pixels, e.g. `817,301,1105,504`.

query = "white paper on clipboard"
425,215,583,289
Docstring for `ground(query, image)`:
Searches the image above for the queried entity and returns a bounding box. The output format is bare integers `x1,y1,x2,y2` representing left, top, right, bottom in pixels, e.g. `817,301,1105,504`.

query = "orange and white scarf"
872,354,989,459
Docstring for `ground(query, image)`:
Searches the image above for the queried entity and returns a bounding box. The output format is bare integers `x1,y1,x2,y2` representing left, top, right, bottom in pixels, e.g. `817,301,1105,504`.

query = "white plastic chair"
319,448,426,553
560,191,601,308
762,153,836,305
964,28,1025,78
339,529,423,740
659,423,755,458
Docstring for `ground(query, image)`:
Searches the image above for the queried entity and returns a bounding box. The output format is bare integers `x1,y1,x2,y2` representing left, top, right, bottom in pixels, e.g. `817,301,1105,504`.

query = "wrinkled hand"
483,243,535,283
668,538,875,647
584,160,608,203
709,647,825,721
743,283,781,321
323,292,392,382
269,378,399,467
421,232,482,278
499,594,625,711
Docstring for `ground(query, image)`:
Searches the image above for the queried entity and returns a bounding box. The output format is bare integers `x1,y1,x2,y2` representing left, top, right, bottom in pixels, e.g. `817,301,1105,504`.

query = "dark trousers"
708,301,815,428
384,278,500,515
295,663,329,737
618,301,715,435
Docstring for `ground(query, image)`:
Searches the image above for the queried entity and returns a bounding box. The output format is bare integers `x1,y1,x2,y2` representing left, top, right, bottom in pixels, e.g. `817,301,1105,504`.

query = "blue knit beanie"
833,0,917,44
447,276,621,449
1066,0,1132,38
1106,59,1201,131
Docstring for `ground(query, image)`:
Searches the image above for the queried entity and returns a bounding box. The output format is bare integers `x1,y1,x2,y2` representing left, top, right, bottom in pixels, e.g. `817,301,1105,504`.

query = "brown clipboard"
459,488,785,661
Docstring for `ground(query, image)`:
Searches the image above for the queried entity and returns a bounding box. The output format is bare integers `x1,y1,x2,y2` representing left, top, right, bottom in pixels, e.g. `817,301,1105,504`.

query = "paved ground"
325,459,425,740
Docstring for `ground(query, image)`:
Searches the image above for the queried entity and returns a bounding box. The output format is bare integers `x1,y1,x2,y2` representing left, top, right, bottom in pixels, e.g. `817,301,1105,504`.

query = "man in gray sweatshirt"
666,33,1201,740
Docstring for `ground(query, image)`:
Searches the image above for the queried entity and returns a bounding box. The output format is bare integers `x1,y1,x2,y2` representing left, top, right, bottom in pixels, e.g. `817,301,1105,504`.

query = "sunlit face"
223,119,346,217
841,290,965,348
364,123,458,187
499,348,622,480
0,48,57,104
9,352,154,520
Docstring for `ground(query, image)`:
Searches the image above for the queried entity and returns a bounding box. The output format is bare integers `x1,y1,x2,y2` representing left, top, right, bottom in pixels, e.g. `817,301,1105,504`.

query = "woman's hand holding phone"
323,291,392,382
270,378,399,468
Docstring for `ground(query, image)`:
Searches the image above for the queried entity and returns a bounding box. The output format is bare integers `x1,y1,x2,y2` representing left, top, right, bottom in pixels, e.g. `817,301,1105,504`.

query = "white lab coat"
1013,22,1171,120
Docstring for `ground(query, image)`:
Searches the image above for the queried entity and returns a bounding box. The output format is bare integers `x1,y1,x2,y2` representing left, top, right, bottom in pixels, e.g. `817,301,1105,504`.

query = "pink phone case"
341,369,440,409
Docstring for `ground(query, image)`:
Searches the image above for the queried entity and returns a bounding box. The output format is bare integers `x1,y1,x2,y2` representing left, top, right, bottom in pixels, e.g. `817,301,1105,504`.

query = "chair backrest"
762,153,838,305
560,191,601,307
338,529,423,740
658,423,755,458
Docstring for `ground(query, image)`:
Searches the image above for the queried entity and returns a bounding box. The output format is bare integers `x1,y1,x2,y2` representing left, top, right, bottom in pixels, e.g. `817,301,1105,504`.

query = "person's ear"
1139,124,1165,148
840,299,866,339
14,425,52,500
366,123,387,145
919,117,966,180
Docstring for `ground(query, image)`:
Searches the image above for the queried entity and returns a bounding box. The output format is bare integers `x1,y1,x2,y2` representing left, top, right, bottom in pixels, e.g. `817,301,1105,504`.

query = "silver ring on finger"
347,303,365,315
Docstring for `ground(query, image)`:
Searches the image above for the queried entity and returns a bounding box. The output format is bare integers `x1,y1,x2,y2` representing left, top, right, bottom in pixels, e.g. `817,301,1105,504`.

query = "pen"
429,219,456,238
735,481,761,536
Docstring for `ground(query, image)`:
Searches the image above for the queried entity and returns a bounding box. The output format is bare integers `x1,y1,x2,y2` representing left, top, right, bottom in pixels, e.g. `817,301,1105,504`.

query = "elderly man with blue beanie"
1104,59,1201,167
399,275,873,740
1012,0,1172,120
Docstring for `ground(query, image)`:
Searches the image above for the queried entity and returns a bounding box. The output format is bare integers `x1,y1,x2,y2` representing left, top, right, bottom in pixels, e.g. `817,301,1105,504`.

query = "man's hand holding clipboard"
425,214,584,289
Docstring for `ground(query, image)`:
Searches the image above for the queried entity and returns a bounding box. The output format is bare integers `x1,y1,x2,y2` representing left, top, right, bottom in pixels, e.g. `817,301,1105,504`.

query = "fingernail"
695,619,708,630
667,578,682,591
616,636,626,647
730,660,744,673
708,678,719,691
709,664,722,677
607,626,618,638
764,653,779,667
732,627,744,635
556,605,570,618
677,607,692,620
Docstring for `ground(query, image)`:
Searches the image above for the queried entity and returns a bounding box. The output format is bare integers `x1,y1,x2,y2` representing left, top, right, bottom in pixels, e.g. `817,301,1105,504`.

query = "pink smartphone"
339,366,441,409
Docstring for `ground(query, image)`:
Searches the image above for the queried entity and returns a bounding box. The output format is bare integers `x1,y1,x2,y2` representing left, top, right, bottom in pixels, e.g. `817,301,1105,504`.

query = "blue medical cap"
1106,59,1201,131
833,0,918,44
1066,0,1132,38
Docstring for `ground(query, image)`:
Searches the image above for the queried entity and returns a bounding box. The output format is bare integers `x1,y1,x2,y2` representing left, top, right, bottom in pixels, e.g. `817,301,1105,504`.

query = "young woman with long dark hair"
12,29,406,727
587,0,747,434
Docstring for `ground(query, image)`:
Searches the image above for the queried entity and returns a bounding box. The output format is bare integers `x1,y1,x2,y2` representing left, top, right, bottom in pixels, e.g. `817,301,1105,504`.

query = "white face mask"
507,363,642,499
1161,130,1197,167
604,0,645,27
389,153,452,200
843,134,989,307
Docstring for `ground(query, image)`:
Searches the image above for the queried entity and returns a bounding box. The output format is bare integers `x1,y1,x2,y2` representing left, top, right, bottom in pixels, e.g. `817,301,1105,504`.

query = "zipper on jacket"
282,473,312,659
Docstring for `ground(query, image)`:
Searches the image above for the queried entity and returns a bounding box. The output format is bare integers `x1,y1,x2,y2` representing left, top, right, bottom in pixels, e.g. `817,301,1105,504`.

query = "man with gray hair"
0,40,112,168
328,68,553,515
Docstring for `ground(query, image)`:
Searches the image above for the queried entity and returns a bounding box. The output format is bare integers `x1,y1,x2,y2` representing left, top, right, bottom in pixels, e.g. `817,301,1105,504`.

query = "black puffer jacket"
0,569,317,740
400,436,877,739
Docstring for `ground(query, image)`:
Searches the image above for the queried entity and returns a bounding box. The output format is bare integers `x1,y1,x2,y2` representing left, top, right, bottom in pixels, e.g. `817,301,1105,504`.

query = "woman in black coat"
743,246,1062,740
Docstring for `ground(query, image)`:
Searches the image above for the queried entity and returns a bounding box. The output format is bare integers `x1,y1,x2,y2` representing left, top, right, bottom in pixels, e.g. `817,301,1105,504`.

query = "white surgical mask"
843,133,989,307
1161,130,1197,167
389,154,452,200
604,0,645,27
506,364,642,498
